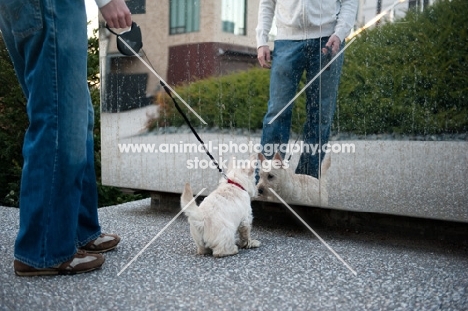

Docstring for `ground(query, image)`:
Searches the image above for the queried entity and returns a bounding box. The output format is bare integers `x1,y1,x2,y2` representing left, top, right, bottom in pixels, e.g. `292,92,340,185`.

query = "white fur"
257,152,330,206
181,155,261,257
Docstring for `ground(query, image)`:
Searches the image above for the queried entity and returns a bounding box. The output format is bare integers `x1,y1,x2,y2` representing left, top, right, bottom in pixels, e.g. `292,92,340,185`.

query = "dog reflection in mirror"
257,152,330,206
181,155,261,257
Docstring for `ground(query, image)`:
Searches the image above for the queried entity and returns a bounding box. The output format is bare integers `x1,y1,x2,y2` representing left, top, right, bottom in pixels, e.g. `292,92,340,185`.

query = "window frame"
169,0,200,35
221,0,247,36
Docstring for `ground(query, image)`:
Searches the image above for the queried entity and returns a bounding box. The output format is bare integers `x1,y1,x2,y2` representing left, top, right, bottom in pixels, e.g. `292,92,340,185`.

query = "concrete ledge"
252,200,468,244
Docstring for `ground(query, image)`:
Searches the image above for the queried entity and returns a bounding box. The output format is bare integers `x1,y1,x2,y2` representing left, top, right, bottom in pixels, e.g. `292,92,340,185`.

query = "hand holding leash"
100,0,132,29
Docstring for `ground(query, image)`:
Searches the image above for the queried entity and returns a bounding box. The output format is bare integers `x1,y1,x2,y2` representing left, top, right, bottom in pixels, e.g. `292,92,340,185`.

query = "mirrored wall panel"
99,0,467,222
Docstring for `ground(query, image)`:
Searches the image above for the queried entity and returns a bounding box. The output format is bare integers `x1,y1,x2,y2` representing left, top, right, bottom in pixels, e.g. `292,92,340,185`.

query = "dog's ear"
258,153,266,163
273,151,283,162
247,154,258,175
227,156,235,171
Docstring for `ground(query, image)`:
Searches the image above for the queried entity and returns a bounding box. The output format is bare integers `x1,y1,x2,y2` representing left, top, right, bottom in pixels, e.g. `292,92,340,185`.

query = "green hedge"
0,37,28,206
337,0,468,135
151,65,306,134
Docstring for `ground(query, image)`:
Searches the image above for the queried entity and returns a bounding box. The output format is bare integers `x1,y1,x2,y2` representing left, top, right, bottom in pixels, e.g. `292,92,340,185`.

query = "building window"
170,0,200,35
222,0,246,36
126,0,146,14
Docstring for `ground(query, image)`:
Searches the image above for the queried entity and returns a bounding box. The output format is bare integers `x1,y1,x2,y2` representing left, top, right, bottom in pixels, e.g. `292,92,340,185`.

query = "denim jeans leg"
260,40,307,159
76,95,101,247
296,39,344,178
0,0,98,268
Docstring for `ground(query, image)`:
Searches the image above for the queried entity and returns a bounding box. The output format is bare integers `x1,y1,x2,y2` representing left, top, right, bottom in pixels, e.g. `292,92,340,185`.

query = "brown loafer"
14,250,104,276
80,233,121,253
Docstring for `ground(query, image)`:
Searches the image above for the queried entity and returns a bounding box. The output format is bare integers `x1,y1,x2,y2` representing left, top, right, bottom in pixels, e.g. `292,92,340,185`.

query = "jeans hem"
14,251,76,269
76,230,102,248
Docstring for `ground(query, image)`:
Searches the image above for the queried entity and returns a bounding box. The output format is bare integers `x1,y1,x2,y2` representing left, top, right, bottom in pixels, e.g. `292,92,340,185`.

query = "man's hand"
257,45,271,69
322,34,341,55
100,0,132,29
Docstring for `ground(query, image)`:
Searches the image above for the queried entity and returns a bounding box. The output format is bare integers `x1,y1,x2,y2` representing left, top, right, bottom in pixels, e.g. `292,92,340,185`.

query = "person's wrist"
333,32,345,43
95,0,112,9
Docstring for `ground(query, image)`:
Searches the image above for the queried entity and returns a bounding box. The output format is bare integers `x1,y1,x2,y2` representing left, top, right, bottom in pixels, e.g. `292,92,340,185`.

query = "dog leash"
107,23,251,189
160,79,246,191
159,80,251,190
158,80,228,180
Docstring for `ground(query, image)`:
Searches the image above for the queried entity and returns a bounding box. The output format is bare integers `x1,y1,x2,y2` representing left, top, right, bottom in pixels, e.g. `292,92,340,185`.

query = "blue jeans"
261,38,344,178
0,0,101,268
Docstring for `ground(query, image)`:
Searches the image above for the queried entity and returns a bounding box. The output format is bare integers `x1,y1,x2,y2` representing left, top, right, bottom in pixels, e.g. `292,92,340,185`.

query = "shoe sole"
79,234,121,254
80,244,118,254
15,264,103,277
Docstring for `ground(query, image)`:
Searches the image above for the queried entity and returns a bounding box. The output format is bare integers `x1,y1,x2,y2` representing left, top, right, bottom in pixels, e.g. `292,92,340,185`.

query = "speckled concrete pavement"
1,199,467,310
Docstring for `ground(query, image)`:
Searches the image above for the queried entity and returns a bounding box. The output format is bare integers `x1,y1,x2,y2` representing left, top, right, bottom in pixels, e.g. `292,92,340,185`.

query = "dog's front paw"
249,239,261,248
237,239,261,249
197,247,212,255
213,248,239,258
236,239,247,248
238,239,261,249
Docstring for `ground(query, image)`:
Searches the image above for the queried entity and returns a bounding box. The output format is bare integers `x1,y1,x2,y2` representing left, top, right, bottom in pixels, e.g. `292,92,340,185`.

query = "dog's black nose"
258,188,263,195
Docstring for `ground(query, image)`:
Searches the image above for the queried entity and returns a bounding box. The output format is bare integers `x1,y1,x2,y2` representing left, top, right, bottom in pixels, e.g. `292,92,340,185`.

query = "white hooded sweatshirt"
256,0,358,48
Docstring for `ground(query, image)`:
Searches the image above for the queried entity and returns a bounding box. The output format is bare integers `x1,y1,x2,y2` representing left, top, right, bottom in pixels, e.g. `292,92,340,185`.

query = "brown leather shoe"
14,250,105,276
80,233,121,253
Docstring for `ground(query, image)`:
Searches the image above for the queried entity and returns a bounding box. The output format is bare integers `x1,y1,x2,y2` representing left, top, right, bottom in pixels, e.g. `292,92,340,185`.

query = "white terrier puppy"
257,152,331,206
181,155,261,257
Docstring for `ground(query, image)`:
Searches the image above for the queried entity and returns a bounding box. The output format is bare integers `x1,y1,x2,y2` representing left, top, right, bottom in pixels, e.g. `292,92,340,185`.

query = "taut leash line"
108,23,238,182
159,81,228,180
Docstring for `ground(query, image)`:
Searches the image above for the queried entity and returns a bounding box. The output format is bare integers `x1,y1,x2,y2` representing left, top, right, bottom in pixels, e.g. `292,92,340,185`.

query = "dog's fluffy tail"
181,183,202,220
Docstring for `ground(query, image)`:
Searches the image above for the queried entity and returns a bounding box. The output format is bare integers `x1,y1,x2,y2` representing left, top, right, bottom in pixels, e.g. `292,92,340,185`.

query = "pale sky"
85,0,99,37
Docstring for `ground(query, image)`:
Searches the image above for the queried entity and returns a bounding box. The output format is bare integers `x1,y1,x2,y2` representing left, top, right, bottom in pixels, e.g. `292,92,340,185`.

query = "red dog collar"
227,179,245,191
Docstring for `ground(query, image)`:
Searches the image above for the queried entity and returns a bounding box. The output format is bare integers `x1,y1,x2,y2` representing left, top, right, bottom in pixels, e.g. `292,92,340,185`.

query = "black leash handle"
159,81,227,179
